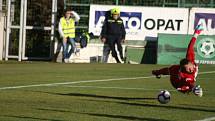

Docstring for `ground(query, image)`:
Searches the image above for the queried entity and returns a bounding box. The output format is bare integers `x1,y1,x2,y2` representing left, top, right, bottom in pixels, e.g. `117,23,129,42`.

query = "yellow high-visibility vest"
60,17,75,38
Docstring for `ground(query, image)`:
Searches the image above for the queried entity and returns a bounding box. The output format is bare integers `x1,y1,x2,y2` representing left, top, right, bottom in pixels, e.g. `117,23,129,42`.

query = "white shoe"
75,49,80,56
64,59,69,63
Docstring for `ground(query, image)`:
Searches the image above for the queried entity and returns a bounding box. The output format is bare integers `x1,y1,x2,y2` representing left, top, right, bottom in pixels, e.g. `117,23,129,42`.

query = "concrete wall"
54,41,125,63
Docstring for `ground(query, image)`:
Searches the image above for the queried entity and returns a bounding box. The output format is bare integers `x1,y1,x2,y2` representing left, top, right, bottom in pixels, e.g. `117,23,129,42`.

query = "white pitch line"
66,85,176,91
199,71,215,75
0,70,214,91
0,76,155,90
196,116,215,121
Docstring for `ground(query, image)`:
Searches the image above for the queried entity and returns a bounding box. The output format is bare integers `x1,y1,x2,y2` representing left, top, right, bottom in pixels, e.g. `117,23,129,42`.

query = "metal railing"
0,0,7,14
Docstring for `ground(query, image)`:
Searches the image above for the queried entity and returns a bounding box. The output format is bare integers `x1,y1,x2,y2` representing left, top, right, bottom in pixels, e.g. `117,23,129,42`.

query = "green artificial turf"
0,62,214,121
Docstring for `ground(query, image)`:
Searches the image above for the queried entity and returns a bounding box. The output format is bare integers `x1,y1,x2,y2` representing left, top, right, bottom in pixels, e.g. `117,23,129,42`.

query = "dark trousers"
106,36,123,63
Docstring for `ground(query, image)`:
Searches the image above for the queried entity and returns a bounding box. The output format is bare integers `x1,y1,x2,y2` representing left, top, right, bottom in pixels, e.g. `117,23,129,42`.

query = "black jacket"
101,17,126,40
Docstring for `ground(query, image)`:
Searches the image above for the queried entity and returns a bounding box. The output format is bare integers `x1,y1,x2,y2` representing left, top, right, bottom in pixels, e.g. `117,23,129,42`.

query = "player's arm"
152,67,170,78
186,24,203,63
71,11,80,22
186,37,197,63
177,78,203,97
177,85,203,97
100,19,108,39
120,19,126,42
58,18,64,38
176,78,194,93
177,85,191,93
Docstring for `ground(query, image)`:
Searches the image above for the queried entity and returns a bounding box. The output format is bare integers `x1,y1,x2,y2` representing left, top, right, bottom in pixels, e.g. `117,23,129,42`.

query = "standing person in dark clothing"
100,7,126,63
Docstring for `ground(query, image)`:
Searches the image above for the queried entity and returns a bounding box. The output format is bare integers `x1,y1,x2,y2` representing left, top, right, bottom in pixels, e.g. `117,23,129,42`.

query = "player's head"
111,7,120,20
180,58,195,74
64,8,72,19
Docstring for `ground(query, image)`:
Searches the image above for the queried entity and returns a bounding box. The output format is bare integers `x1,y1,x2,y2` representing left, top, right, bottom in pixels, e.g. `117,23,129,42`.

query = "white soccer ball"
157,90,171,104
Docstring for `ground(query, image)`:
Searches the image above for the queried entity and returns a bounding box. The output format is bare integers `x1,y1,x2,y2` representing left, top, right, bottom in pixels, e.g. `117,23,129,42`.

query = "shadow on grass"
33,91,215,113
29,90,156,101
52,92,156,101
2,115,64,121
35,108,170,121
118,102,215,113
36,108,71,113
84,98,215,113
179,103,215,108
78,112,170,121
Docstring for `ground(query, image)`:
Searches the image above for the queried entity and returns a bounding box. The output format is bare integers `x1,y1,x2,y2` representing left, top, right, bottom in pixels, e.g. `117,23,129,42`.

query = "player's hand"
63,37,68,43
152,70,161,79
70,11,74,16
194,24,203,37
121,39,125,43
192,85,203,97
101,37,106,43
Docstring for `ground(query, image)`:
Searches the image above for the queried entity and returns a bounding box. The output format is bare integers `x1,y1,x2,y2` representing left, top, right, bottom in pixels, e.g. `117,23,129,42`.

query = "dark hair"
180,58,189,72
64,8,72,14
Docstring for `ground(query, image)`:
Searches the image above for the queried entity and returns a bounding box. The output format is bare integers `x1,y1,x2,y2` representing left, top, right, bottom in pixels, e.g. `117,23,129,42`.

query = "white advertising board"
189,8,215,35
89,4,189,40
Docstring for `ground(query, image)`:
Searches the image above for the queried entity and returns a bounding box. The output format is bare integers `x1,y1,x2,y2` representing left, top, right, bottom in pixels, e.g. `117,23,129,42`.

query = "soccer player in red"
152,24,203,97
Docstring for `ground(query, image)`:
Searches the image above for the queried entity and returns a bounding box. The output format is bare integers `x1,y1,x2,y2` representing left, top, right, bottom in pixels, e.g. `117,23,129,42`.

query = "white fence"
0,14,6,60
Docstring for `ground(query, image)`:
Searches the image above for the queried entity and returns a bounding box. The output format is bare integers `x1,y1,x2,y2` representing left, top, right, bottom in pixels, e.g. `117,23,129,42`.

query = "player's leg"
108,37,121,63
116,39,124,60
62,37,69,62
102,44,110,63
152,67,170,78
67,38,76,58
70,38,76,53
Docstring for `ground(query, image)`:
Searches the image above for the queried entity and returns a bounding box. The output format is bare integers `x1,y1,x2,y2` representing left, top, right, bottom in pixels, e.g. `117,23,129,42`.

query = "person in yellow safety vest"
58,8,80,63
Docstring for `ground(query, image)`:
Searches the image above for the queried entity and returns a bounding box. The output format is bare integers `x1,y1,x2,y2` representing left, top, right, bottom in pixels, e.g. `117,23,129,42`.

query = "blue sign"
95,11,142,30
194,13,215,29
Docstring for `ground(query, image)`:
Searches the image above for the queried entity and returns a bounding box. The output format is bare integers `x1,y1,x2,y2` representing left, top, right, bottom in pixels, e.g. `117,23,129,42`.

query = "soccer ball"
157,90,171,104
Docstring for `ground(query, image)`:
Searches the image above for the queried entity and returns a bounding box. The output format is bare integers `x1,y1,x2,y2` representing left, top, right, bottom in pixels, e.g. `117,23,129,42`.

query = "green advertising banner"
157,34,215,65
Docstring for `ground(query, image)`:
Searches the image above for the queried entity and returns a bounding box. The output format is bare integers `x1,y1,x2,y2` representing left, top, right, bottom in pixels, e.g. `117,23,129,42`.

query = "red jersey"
155,37,198,93
171,36,198,92
169,64,198,93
